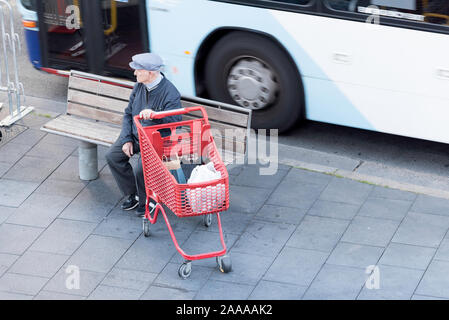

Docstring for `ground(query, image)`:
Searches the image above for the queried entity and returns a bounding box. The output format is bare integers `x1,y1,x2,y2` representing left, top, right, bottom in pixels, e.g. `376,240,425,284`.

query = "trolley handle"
136,106,208,121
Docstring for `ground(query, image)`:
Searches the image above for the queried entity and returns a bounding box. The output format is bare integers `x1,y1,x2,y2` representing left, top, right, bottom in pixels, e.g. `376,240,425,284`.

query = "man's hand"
139,109,155,120
122,142,133,158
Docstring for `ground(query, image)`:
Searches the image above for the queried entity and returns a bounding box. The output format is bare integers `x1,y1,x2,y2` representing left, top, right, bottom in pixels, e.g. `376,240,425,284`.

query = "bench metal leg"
79,141,98,181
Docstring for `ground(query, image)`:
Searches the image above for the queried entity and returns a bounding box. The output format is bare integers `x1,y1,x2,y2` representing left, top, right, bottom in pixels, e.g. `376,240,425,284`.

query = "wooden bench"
41,70,252,180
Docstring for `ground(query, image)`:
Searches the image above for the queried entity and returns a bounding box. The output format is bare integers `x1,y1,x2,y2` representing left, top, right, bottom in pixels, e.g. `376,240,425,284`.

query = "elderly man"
105,53,182,216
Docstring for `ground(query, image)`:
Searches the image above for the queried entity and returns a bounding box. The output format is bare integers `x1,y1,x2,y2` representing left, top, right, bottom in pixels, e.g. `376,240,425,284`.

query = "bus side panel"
147,0,449,143
146,0,375,130
17,0,42,69
24,29,42,69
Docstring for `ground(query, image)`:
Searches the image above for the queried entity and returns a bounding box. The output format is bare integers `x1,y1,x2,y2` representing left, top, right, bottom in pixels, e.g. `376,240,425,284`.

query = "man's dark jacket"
119,76,182,147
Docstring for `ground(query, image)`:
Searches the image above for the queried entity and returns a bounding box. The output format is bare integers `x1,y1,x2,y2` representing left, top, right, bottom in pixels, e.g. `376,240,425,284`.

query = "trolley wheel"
216,255,232,273
178,261,192,279
203,214,212,227
142,218,150,237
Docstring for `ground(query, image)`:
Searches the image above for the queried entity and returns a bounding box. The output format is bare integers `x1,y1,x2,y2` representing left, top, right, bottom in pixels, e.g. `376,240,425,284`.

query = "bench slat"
68,90,129,113
181,100,249,128
68,102,123,125
69,76,133,100
43,115,121,146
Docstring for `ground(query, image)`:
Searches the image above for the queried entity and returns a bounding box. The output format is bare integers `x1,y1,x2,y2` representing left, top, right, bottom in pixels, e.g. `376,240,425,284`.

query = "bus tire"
204,31,304,133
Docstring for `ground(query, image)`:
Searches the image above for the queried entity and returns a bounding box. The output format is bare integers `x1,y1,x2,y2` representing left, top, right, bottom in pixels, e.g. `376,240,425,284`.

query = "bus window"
21,0,37,10
101,0,146,75
326,0,449,25
265,0,313,4
41,0,87,67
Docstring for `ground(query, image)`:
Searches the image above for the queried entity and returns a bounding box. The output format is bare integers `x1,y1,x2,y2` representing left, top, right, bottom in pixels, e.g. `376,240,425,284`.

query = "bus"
17,0,449,140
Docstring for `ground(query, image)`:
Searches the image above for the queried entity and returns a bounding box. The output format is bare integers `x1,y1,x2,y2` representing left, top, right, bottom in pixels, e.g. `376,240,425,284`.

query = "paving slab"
88,285,143,300
101,268,157,291
66,235,134,273
248,280,307,300
140,285,196,300
38,134,79,147
58,175,122,223
26,140,76,161
3,156,60,183
7,193,73,228
254,204,307,225
230,164,289,189
327,242,384,269
0,162,12,177
357,197,412,221
434,238,449,262
48,156,107,182
319,177,373,206
0,253,19,270
0,224,43,255
9,251,69,278
59,198,116,223
0,291,34,300
34,179,87,198
8,129,46,147
153,263,213,293
43,267,106,297
286,215,349,253
194,279,254,300
411,294,448,300
307,200,360,221
303,264,367,300
93,215,142,241
378,243,435,270
358,264,424,300
195,211,253,235
232,220,296,258
392,212,449,248
116,229,193,274
415,260,449,299
0,143,33,164
29,219,98,255
0,179,40,207
341,216,400,247
263,247,329,287
411,194,449,217
0,273,48,296
209,252,274,286
267,179,325,211
0,206,16,224
229,185,273,214
34,290,86,300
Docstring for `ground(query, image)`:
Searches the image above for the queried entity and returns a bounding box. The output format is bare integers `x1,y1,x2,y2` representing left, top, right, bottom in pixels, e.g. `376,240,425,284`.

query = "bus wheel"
204,31,304,133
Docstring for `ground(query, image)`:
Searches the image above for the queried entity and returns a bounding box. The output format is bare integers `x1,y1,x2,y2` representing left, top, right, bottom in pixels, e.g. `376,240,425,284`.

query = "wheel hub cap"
227,58,278,110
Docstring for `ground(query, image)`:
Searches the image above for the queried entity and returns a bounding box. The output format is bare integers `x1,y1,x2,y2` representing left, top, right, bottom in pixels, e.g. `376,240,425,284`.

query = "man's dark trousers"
105,139,146,205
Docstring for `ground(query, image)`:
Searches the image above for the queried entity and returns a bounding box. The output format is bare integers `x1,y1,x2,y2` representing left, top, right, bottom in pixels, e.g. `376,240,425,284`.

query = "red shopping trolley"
134,106,232,279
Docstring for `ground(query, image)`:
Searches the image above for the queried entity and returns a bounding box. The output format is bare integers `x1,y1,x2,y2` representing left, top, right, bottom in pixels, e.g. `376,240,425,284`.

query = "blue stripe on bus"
24,29,42,69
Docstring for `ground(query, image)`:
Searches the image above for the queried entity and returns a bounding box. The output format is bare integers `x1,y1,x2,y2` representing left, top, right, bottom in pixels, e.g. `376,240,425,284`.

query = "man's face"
134,69,157,83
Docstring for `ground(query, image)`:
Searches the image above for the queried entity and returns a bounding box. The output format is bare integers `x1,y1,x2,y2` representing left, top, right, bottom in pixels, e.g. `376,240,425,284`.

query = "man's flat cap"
129,53,163,71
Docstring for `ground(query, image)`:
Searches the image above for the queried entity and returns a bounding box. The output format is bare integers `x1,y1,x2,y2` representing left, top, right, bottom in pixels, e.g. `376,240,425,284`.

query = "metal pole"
1,0,22,114
0,5,13,116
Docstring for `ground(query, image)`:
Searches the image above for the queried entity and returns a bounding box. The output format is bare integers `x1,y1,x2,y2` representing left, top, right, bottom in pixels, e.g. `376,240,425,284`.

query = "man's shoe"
121,194,139,211
135,205,146,217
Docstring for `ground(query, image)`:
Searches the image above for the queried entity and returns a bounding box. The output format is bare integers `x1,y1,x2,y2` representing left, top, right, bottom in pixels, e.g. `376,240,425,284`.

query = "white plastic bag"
186,162,225,214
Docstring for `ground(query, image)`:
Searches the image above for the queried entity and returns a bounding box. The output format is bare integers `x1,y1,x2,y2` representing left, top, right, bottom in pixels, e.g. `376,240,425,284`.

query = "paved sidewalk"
1,111,449,300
